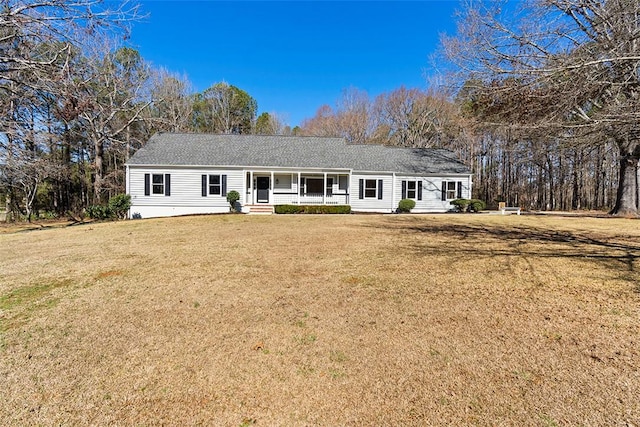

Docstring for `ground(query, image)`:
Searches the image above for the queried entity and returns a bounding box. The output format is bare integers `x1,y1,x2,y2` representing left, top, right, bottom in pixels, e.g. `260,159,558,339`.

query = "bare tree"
147,68,194,133
372,86,462,148
0,0,140,103
74,43,151,202
0,0,141,217
442,0,640,215
335,87,371,144
300,105,341,138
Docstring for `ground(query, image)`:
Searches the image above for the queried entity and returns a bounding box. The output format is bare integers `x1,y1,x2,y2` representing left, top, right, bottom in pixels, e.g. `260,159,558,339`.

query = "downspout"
391,173,396,213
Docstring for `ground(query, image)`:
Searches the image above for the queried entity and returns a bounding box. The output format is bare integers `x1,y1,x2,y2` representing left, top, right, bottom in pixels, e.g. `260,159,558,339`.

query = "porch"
243,170,350,207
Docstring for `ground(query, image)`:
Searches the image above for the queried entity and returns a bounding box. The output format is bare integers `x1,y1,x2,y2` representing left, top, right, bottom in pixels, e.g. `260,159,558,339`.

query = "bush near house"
226,190,240,212
274,205,351,214
468,199,486,212
397,199,416,213
450,198,486,213
450,198,470,212
108,194,132,219
86,194,131,220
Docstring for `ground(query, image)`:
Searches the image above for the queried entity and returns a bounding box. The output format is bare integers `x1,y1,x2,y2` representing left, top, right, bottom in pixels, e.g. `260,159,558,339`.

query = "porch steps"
247,205,274,215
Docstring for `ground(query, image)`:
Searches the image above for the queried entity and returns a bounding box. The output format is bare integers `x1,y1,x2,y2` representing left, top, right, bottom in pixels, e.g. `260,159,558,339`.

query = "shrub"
86,205,111,220
397,199,416,213
450,198,486,213
226,190,240,212
468,199,486,212
274,205,351,214
450,198,470,212
39,211,59,220
108,194,131,219
86,194,132,220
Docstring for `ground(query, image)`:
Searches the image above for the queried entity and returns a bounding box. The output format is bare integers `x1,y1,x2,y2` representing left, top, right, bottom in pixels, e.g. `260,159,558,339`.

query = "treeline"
299,0,640,216
2,0,635,220
297,87,620,211
0,1,292,221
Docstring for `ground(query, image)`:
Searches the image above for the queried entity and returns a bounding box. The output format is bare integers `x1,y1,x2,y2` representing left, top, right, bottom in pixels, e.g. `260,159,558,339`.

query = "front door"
257,177,270,203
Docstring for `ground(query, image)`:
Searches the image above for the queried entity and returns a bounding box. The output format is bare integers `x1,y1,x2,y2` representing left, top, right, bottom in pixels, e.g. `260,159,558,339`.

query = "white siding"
393,175,473,213
128,166,245,218
128,165,473,217
350,173,395,213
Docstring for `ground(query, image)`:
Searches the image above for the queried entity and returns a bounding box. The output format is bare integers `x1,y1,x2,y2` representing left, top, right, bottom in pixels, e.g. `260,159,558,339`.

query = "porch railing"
273,193,348,205
246,192,349,205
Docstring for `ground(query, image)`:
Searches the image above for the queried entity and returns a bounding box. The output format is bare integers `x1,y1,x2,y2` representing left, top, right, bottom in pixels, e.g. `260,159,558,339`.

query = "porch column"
250,171,254,205
323,172,327,205
297,172,301,205
270,171,274,204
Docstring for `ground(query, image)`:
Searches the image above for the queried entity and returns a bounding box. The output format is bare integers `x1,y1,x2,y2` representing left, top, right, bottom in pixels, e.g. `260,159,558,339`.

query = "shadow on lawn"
380,219,640,288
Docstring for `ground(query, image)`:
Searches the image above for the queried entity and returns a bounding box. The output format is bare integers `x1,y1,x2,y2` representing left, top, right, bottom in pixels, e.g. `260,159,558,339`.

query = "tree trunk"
94,137,104,204
610,139,639,216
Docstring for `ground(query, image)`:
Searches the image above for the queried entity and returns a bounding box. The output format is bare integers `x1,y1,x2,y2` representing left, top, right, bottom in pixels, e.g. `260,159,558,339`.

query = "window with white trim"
359,178,383,200
407,181,416,199
338,175,348,191
201,174,227,197
446,181,456,199
152,174,165,194
145,173,170,196
209,174,221,195
402,180,422,201
441,181,462,200
364,179,377,198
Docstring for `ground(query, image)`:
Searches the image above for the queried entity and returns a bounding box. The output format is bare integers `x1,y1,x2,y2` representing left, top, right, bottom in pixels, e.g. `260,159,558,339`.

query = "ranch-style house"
126,133,473,217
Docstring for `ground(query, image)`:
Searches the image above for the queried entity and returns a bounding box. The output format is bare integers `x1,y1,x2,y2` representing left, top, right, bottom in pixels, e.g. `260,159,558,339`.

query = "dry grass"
0,214,638,426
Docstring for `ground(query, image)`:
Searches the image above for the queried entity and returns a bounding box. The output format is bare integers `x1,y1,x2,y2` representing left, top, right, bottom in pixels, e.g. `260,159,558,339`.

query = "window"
441,181,462,200
365,179,377,198
402,180,422,200
446,181,457,199
201,174,227,196
144,173,170,196
306,178,324,194
209,175,221,195
274,174,292,190
338,175,348,191
152,174,164,194
407,181,416,199
359,178,383,199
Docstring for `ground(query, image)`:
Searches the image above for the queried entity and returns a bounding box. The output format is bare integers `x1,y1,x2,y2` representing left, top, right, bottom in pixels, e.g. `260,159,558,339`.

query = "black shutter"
359,179,364,199
222,175,227,196
457,181,462,199
377,179,383,200
441,182,446,201
401,181,407,199
202,175,207,197
300,177,305,196
144,173,150,196
418,181,423,201
164,174,171,196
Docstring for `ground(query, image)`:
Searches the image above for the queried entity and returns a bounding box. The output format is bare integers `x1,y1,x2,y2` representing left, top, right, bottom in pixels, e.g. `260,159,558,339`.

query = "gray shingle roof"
127,133,471,175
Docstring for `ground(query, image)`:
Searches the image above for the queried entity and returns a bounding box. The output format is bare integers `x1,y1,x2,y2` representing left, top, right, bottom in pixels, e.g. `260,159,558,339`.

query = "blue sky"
131,1,461,127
